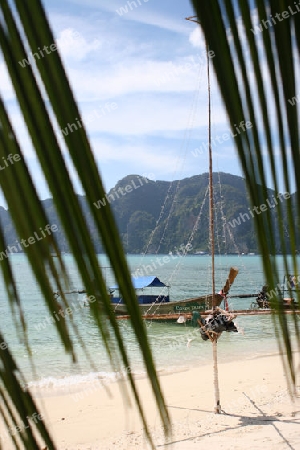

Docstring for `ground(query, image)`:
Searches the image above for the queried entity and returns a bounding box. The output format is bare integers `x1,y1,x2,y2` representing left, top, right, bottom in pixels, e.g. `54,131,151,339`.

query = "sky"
1,0,289,205
1,0,246,204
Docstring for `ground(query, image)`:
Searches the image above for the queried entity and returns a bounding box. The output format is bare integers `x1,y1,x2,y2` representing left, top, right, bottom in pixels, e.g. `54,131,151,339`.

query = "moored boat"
255,275,300,309
111,267,238,316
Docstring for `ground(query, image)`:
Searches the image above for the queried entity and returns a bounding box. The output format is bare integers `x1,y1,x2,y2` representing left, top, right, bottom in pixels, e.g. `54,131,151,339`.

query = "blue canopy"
110,275,167,290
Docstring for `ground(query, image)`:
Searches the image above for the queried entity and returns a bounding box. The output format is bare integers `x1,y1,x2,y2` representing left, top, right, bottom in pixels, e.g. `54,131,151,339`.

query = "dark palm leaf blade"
237,0,297,380
0,93,74,349
13,0,168,407
191,0,300,386
1,0,130,419
0,12,76,357
0,93,100,382
0,0,170,448
12,0,170,433
0,331,55,450
1,0,127,370
0,394,22,450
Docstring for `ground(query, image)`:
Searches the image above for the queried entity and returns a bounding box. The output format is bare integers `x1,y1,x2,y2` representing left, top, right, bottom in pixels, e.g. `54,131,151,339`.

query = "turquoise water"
0,254,298,392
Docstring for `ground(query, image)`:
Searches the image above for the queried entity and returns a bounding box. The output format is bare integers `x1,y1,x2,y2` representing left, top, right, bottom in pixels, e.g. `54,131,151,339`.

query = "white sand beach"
26,351,300,450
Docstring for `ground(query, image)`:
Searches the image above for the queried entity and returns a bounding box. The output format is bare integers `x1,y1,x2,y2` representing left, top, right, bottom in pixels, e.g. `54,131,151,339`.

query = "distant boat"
111,268,238,317
193,251,208,255
255,275,299,309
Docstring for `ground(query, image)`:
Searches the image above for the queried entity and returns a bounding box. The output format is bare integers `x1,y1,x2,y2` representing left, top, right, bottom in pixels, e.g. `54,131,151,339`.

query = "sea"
0,253,298,396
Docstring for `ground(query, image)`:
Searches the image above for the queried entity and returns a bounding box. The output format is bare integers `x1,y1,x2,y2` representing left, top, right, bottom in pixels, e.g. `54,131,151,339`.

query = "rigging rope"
143,186,210,316
138,60,205,260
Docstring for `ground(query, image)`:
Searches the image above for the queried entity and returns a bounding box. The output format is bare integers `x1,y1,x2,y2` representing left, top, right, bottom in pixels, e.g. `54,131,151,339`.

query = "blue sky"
2,0,282,205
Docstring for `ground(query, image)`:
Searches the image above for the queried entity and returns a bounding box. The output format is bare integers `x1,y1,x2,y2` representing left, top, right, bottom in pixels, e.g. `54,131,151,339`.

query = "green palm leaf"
0,1,170,448
2,0,299,447
192,0,300,386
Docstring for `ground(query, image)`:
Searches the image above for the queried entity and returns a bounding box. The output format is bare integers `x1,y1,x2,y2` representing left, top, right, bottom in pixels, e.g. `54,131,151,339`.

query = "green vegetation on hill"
0,172,297,255
107,172,296,254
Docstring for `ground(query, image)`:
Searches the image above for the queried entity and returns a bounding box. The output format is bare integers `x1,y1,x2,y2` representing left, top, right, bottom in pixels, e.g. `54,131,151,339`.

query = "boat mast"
207,41,215,309
186,16,220,414
206,40,221,414
185,17,215,305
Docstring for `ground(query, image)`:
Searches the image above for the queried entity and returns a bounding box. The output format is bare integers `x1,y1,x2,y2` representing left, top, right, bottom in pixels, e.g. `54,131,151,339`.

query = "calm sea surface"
0,254,298,393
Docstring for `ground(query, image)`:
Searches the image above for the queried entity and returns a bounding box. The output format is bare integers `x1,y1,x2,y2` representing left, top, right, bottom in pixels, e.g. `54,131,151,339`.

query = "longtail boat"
111,266,238,316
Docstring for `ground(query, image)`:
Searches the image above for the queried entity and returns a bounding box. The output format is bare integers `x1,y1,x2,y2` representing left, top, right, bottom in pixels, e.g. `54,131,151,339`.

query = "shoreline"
25,343,283,398
30,350,300,449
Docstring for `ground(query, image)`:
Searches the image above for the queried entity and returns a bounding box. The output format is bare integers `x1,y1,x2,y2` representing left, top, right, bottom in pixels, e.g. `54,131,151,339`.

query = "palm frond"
192,0,300,386
0,0,170,448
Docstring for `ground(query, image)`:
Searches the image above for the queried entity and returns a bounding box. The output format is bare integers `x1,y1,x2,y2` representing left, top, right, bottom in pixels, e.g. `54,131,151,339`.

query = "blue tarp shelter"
110,275,167,290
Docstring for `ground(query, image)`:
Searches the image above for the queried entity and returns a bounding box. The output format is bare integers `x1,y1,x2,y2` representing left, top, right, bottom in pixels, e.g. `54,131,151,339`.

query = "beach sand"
28,351,300,450
1,351,299,449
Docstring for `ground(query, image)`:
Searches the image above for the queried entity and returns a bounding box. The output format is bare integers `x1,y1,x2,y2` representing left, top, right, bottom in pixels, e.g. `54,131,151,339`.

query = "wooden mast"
186,16,221,414
206,42,221,413
207,41,215,310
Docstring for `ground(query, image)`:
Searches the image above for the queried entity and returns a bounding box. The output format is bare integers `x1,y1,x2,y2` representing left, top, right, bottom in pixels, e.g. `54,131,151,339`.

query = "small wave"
25,368,146,396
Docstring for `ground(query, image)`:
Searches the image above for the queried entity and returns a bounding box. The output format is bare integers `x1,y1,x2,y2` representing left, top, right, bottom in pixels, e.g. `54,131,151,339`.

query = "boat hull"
113,293,224,316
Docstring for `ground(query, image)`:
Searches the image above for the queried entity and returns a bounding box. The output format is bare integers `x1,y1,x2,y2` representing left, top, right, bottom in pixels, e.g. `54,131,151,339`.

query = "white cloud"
79,89,226,136
56,48,220,106
56,28,101,60
115,9,190,35
189,27,205,50
63,0,190,34
0,0,250,203
92,138,192,187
